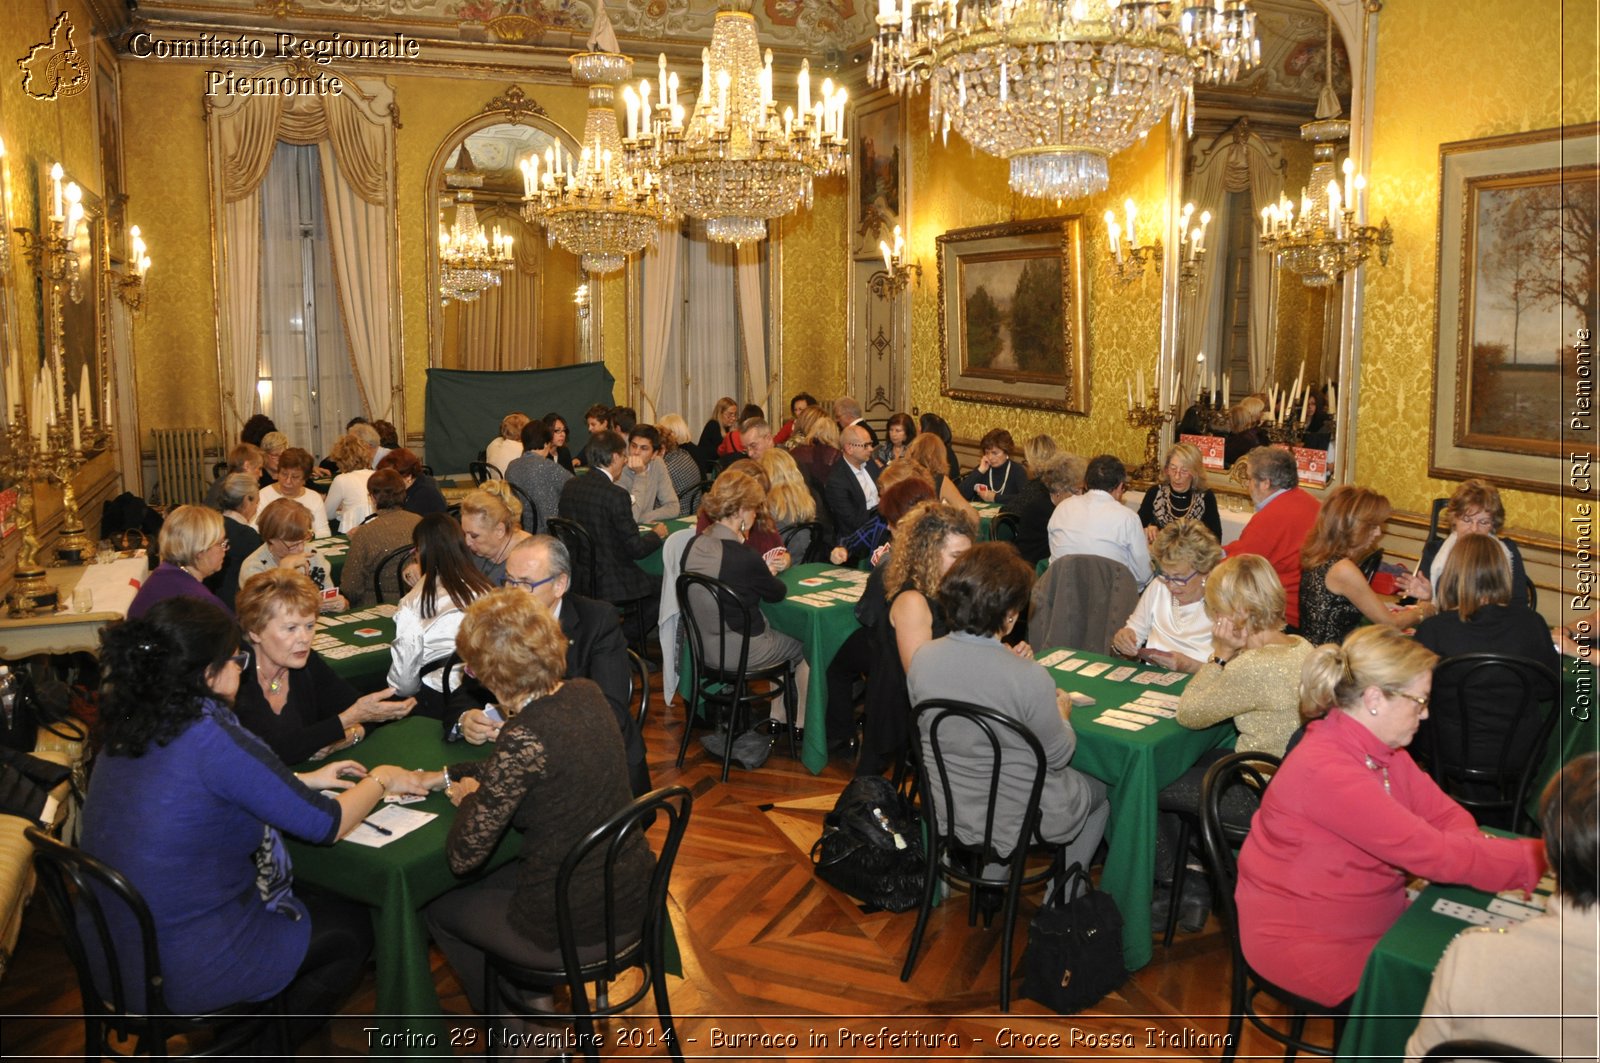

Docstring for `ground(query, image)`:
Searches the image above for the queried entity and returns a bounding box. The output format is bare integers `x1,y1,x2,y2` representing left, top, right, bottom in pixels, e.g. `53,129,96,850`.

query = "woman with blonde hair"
1007,453,1085,565
485,412,528,475
790,406,842,489
657,415,703,506
1138,442,1222,543
259,430,289,487
694,458,788,567
129,504,232,618
759,447,817,558
1299,485,1435,645
903,432,979,520
1224,396,1268,468
322,433,375,534
458,484,530,585
1111,518,1225,673
1235,625,1545,1008
698,396,740,465
424,589,651,1014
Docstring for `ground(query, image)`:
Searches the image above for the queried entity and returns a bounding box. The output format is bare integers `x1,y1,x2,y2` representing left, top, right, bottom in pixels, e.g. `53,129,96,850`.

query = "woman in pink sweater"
1235,625,1545,1007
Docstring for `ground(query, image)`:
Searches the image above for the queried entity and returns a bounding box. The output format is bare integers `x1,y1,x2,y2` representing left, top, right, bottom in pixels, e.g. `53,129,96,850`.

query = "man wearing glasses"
824,424,881,560
451,536,650,797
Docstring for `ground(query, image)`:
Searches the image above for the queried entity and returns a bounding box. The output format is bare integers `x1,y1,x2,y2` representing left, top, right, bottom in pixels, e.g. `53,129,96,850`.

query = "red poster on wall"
1181,434,1225,472
0,486,17,537
1294,447,1331,486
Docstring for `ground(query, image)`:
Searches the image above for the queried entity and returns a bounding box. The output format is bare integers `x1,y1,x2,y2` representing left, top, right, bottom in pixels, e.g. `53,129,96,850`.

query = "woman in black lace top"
1137,443,1223,543
425,588,652,1013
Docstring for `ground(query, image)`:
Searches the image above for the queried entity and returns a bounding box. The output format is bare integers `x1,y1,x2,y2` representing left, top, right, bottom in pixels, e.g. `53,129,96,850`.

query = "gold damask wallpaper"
1358,0,1594,539
904,107,1168,461
776,175,850,406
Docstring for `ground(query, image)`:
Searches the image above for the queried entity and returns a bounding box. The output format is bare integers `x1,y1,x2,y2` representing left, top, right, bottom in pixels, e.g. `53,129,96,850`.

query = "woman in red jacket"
1235,625,1544,1007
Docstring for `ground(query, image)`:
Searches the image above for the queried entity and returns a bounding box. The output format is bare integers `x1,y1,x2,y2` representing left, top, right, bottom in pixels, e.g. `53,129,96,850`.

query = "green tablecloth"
1040,650,1233,971
636,517,696,578
1535,659,1598,804
287,717,507,1054
1338,833,1536,1063
309,534,350,586
317,607,397,693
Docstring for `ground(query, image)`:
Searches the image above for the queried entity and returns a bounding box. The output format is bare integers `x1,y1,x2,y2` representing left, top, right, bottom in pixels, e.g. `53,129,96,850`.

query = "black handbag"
1020,862,1127,1013
0,746,71,825
810,775,925,912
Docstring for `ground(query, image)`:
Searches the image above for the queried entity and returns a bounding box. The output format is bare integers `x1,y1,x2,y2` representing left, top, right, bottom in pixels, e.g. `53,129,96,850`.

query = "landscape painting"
938,217,1089,413
1430,124,1598,493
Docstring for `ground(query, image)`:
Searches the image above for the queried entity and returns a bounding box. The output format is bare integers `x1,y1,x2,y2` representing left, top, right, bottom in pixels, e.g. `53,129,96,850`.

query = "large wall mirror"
37,160,109,439
1167,0,1370,487
425,90,590,370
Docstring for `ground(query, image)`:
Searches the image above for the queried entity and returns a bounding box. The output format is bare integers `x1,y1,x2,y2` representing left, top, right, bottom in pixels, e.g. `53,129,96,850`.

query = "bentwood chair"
781,520,827,564
901,699,1059,1012
26,827,290,1060
989,512,1021,544
627,648,651,730
546,517,599,599
1423,1041,1555,1062
373,545,414,606
504,479,538,533
484,786,693,1063
676,572,800,781
1199,752,1344,1061
1422,653,1561,832
468,460,500,485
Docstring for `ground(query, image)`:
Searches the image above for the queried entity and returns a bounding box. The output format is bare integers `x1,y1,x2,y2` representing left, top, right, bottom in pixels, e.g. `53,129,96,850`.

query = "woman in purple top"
127,505,232,619
80,597,433,1045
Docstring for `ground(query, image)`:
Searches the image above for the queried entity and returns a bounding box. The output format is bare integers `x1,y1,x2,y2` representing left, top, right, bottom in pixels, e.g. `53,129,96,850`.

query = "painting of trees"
964,285,1002,369
1009,257,1065,374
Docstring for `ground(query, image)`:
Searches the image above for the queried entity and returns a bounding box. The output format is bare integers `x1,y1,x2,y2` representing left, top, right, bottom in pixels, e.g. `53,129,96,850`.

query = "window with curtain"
654,221,749,426
258,143,365,457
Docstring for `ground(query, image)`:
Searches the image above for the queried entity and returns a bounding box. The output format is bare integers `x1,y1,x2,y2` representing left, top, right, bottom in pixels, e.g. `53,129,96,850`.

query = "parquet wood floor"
0,672,1339,1059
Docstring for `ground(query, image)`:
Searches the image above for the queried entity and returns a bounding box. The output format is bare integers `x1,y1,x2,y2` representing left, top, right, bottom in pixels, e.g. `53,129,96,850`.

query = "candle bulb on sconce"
1104,200,1160,286
869,223,920,299
113,223,151,311
1177,201,1211,294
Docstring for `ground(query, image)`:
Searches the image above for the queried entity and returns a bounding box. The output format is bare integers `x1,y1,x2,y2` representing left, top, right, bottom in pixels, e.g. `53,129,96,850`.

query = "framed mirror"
1166,0,1370,490
0,140,22,427
424,91,590,371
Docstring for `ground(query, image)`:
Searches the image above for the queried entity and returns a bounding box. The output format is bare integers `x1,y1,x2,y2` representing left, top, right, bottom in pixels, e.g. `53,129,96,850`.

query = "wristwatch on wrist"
1209,655,1229,669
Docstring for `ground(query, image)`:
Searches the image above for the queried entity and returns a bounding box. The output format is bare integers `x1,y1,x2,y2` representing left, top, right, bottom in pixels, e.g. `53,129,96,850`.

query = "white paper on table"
342,804,437,847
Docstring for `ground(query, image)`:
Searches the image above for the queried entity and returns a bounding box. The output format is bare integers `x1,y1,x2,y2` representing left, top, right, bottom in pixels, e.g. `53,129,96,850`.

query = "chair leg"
900,839,940,983
997,876,1023,1012
574,1013,602,1063
1222,967,1246,1063
652,963,684,1063
1286,1011,1307,1061
1164,817,1192,947
676,685,700,769
783,666,800,761
484,959,501,1063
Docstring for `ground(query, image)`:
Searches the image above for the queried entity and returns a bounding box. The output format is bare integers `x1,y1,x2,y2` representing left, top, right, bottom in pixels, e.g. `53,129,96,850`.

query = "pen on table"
360,819,393,836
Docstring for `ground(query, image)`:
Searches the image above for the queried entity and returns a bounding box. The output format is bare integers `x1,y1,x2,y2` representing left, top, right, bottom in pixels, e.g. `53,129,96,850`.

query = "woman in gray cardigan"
906,542,1109,876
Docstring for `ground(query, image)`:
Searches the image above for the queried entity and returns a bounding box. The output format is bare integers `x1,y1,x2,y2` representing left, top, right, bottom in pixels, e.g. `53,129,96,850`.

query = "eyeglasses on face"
226,650,251,670
1157,569,1201,587
1391,690,1429,711
505,574,558,592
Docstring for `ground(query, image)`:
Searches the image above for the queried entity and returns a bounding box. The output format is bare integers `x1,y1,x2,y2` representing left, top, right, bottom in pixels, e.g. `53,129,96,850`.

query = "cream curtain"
207,69,398,437
1180,154,1230,396
734,241,772,419
638,220,682,421
450,210,541,370
1246,158,1284,390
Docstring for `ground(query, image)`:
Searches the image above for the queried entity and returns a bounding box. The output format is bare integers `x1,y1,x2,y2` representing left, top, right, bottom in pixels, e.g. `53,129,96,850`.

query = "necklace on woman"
1152,484,1205,525
264,667,287,695
986,462,1011,496
1363,755,1392,797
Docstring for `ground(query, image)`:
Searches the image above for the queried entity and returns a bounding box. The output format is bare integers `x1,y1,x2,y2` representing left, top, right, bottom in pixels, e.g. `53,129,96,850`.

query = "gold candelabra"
1,410,111,613
1124,390,1176,483
869,223,921,299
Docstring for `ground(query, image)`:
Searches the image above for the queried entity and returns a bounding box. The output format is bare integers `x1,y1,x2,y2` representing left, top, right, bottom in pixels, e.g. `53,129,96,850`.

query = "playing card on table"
1055,658,1086,673
1132,671,1162,684
1138,690,1182,706
1128,699,1177,718
372,604,399,617
1036,649,1074,668
798,577,831,587
1104,665,1137,683
1101,708,1160,726
1077,661,1112,678
1432,897,1514,929
1486,897,1540,922
1094,716,1147,731
823,568,859,579
1153,671,1187,686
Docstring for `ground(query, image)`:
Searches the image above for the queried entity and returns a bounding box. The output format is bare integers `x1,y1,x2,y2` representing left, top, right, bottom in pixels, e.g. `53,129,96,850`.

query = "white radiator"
151,427,216,506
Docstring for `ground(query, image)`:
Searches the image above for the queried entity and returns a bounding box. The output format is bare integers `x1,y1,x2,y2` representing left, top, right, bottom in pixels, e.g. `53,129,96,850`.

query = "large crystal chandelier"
870,0,1260,201
521,8,667,274
1257,19,1391,287
438,145,515,304
621,0,849,245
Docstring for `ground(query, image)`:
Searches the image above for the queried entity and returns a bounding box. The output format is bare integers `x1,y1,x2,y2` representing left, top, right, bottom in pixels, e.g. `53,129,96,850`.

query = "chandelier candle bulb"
1125,199,1137,248
1197,210,1211,254
79,364,91,429
1342,156,1354,205
50,163,63,221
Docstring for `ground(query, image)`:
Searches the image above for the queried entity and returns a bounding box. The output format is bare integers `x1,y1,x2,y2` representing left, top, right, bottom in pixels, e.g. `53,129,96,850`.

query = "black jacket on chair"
557,469,663,603
824,458,881,545
207,516,263,609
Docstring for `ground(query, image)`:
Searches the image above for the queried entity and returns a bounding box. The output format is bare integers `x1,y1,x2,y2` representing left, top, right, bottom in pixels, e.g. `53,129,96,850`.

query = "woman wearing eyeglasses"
232,568,416,764
238,498,348,613
1234,625,1545,1009
128,504,233,619
1109,518,1224,674
1407,478,1531,606
81,596,429,1044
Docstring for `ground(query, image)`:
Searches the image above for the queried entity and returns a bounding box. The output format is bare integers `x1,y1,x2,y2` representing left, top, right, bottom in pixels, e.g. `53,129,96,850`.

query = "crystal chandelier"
522,24,667,274
621,0,849,245
870,0,1260,201
1257,21,1391,288
438,145,515,305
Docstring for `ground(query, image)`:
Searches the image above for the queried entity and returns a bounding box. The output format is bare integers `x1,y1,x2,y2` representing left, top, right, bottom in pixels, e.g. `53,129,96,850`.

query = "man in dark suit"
825,423,882,561
557,429,668,608
832,395,879,447
455,536,651,796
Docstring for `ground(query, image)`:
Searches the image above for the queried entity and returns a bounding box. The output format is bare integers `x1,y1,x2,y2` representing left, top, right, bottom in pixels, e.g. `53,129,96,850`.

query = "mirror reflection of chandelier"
438,145,515,305
870,0,1260,201
522,27,667,274
622,0,849,245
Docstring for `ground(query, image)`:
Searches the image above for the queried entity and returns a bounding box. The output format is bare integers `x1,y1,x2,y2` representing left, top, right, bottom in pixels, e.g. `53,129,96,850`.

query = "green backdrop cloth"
423,364,615,475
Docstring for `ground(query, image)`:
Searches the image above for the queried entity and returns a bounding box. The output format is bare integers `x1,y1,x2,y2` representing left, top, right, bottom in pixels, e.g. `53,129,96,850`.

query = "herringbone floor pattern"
0,670,1338,1058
